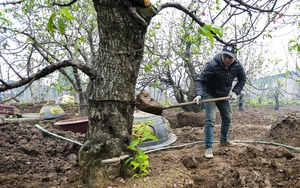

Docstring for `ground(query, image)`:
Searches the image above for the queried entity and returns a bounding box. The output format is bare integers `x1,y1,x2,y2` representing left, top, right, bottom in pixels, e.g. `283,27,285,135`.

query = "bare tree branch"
157,2,229,45
0,1,22,6
0,60,96,92
1,78,35,103
0,54,24,80
228,0,279,13
52,0,78,7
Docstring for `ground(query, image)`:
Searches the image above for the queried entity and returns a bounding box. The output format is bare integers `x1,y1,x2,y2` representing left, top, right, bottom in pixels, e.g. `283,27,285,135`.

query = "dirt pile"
270,111,300,147
0,122,84,188
0,105,300,187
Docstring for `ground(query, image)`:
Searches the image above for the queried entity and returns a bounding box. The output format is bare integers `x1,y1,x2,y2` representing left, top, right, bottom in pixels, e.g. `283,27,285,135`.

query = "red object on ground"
54,116,88,133
0,104,22,117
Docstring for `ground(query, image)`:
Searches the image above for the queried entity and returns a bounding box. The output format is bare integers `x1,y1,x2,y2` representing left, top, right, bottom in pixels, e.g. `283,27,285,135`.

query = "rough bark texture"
78,0,155,187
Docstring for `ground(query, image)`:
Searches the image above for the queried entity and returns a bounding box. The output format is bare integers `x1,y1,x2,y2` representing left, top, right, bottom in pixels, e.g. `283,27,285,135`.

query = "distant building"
249,71,300,103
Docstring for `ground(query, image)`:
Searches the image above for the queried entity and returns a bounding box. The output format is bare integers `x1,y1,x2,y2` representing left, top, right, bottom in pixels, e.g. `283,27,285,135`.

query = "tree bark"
78,1,155,187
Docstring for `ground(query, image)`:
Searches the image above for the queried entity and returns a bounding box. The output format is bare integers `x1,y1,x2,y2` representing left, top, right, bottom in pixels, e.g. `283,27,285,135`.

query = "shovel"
135,90,231,115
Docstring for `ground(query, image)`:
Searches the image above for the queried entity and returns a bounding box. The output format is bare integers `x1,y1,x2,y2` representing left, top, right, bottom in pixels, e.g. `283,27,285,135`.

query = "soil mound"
1,105,300,187
176,111,205,128
270,111,300,147
0,122,84,187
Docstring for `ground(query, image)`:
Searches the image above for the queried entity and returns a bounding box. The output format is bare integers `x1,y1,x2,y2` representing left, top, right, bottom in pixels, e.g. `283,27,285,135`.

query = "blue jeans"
203,92,232,149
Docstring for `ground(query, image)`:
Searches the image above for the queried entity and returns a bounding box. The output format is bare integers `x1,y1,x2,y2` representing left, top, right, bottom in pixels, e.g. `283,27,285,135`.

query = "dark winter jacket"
195,54,246,98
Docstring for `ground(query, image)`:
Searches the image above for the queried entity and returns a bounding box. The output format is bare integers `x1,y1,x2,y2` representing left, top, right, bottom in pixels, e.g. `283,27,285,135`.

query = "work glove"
193,95,202,105
229,91,237,100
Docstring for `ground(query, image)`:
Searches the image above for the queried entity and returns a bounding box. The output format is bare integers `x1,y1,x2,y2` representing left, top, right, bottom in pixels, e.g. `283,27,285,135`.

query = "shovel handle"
162,96,231,109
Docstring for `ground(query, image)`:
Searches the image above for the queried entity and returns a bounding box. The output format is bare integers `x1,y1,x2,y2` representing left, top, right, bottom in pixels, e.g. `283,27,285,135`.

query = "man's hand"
193,95,202,105
229,91,237,100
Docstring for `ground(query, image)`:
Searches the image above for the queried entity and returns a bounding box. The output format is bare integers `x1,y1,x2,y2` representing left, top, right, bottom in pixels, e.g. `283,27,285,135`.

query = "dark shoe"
219,140,236,147
205,148,214,159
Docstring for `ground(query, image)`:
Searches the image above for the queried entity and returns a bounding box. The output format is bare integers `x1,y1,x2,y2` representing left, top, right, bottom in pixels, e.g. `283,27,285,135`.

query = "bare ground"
0,103,300,188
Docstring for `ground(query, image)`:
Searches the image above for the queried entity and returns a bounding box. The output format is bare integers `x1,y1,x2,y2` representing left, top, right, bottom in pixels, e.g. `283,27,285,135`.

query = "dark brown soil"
1,103,300,188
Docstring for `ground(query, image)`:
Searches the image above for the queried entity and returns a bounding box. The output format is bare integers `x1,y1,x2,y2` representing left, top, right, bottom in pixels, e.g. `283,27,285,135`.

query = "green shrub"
124,121,159,177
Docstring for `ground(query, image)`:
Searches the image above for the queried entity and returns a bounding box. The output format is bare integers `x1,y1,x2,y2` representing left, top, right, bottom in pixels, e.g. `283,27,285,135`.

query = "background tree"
0,1,98,115
139,0,300,112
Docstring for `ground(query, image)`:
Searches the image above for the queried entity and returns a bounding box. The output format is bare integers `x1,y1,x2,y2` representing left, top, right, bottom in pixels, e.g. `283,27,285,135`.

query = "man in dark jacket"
194,45,246,159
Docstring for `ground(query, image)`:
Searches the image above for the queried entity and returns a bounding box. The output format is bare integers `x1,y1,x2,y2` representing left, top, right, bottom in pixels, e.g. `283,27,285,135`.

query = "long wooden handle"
162,96,231,109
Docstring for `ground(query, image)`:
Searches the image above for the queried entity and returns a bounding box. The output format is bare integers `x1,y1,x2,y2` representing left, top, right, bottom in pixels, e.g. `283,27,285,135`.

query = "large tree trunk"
78,1,155,187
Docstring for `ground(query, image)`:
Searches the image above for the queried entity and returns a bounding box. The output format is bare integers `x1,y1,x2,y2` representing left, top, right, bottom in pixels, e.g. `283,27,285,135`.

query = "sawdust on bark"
0,103,300,188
